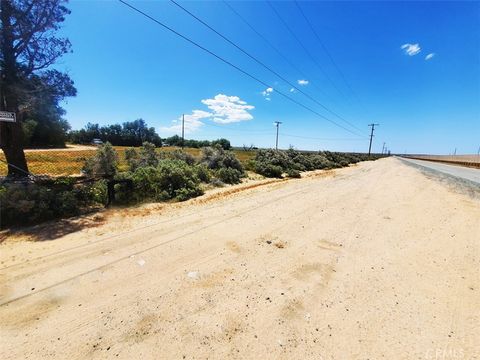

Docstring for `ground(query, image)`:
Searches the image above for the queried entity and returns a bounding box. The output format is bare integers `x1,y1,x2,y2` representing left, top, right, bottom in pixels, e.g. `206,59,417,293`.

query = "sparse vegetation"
0,142,386,228
0,178,106,227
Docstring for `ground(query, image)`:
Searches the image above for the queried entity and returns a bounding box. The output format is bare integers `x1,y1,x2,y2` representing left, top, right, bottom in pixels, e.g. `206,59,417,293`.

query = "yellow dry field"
0,146,256,176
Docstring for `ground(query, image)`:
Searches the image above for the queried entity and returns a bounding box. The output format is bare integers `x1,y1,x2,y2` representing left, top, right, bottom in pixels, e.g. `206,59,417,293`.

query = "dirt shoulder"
1,158,478,359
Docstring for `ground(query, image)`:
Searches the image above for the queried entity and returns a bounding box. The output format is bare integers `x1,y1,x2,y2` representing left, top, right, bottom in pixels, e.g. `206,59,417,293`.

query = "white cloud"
201,94,254,124
160,110,211,134
290,88,296,93
425,53,435,60
161,94,254,134
261,87,274,100
401,43,421,56
263,87,273,95
297,79,309,86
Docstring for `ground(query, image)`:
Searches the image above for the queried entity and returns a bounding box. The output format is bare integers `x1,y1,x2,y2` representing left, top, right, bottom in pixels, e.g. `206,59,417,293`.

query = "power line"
266,1,346,99
294,1,370,115
169,0,365,137
222,0,334,103
282,133,366,141
118,0,367,138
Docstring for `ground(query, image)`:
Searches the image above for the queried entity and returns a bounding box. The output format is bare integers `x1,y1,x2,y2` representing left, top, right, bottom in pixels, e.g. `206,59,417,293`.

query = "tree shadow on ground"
0,212,106,243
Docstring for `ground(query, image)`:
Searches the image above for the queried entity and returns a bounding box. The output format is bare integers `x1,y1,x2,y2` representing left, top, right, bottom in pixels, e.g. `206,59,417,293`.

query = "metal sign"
0,111,16,123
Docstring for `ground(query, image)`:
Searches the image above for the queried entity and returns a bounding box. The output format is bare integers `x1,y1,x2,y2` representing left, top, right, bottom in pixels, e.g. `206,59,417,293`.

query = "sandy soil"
21,145,98,152
0,158,479,359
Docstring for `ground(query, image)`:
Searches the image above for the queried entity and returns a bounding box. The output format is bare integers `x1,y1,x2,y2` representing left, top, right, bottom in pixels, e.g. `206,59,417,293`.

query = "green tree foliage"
83,142,118,177
163,136,231,150
1,0,75,175
0,178,106,227
131,160,203,202
69,119,162,147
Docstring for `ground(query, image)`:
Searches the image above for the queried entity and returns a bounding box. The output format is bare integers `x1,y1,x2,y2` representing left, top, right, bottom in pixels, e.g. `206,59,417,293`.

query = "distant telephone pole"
274,121,282,150
368,123,379,156
181,114,185,148
381,142,386,154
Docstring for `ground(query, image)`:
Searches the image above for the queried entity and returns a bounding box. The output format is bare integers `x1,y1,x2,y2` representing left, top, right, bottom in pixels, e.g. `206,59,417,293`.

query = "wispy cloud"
297,79,309,86
425,53,435,60
261,87,273,101
201,94,254,124
290,88,296,93
401,43,421,56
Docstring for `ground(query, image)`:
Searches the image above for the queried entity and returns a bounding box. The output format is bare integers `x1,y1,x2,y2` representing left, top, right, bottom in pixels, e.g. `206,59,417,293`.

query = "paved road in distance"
399,157,480,185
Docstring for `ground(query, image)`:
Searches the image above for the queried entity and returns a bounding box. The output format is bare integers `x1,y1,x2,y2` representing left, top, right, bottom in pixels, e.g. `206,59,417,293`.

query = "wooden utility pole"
368,123,379,156
274,121,282,150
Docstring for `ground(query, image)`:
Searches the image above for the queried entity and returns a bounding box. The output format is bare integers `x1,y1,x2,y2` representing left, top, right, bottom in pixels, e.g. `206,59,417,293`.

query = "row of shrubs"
0,143,384,228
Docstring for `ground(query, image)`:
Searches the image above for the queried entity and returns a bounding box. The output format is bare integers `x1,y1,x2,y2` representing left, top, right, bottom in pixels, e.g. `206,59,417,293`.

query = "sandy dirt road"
1,157,479,359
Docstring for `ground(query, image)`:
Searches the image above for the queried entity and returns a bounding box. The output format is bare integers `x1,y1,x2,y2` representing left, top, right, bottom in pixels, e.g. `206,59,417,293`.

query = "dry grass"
0,146,256,176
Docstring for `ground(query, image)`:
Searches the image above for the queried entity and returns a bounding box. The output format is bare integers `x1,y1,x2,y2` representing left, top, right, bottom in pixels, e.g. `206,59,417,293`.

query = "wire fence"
0,146,257,177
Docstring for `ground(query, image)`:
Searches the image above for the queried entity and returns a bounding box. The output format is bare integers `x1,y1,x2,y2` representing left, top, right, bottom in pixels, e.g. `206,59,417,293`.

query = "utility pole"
181,114,185,149
381,142,386,155
274,121,282,150
367,123,379,156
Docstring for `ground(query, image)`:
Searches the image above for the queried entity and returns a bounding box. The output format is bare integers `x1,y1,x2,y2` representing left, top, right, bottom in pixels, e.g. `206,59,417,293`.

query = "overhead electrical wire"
221,0,334,103
266,1,348,101
294,0,369,115
118,0,368,138
203,122,365,141
169,0,365,137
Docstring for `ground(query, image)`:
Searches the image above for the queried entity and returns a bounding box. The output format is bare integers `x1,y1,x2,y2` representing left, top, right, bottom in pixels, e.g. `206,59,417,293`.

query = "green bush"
160,149,196,165
255,163,283,178
131,159,202,202
0,179,106,228
125,147,139,171
194,164,212,183
215,168,243,184
83,142,118,177
286,168,301,178
201,146,244,173
138,142,159,168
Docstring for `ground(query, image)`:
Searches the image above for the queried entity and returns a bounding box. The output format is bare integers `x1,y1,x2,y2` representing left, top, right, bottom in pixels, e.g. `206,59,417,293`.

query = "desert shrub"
138,142,159,168
286,168,301,178
83,142,118,177
215,167,243,184
160,149,196,165
194,164,211,183
255,163,283,178
255,149,292,170
0,178,107,228
201,146,243,172
307,154,332,169
244,159,256,172
125,147,139,171
131,159,202,202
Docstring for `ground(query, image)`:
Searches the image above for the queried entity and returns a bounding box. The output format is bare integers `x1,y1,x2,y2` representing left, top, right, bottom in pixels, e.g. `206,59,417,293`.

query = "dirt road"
1,158,479,359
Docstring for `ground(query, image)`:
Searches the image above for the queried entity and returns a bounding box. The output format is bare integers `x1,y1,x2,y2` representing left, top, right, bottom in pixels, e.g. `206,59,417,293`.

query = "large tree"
0,0,73,177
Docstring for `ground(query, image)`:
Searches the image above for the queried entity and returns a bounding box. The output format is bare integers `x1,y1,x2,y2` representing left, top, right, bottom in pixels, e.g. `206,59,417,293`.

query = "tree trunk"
0,0,29,177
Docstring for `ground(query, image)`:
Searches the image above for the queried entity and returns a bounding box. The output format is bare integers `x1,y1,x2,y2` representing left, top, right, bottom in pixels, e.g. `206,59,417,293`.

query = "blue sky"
58,1,479,154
